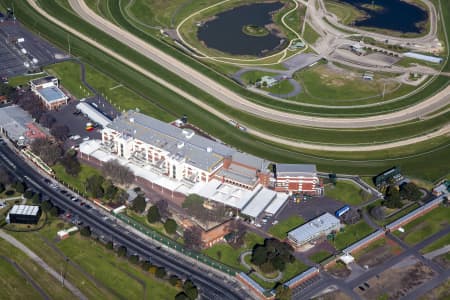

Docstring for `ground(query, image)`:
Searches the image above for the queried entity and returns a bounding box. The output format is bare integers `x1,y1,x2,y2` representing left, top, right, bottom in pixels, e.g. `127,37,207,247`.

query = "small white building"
259,76,278,88
287,212,340,247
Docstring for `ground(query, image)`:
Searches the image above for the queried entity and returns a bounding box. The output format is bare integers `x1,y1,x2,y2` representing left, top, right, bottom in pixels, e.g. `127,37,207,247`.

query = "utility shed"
287,212,340,247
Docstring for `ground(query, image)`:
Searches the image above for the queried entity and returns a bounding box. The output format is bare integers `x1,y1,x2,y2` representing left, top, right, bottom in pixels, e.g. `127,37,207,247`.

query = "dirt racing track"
27,0,450,152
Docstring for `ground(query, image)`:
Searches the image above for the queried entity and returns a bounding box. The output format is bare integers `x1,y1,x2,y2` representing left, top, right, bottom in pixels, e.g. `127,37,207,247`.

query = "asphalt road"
0,142,254,300
39,0,450,130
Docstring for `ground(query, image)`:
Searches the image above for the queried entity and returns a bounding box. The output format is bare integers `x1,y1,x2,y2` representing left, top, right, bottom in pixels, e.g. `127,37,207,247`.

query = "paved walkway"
424,245,450,259
0,230,87,300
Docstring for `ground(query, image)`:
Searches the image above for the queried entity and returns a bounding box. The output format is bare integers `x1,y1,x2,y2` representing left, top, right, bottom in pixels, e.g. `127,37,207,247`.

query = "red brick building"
272,164,322,195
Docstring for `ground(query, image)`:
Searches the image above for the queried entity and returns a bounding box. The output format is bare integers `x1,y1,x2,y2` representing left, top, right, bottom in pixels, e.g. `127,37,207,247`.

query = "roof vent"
177,142,185,149
206,147,212,153
130,117,134,123
182,129,195,139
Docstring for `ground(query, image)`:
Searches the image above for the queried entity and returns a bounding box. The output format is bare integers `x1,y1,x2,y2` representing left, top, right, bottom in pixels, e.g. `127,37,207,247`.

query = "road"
0,142,255,300
0,229,87,300
27,0,450,132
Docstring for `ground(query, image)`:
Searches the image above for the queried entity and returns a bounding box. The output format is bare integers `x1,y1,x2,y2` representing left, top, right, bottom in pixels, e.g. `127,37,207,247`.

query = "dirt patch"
355,257,436,300
356,239,402,268
326,261,351,278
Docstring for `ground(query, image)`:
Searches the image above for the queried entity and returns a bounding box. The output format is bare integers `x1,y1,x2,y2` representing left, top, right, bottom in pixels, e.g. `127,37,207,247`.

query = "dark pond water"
197,2,285,56
337,0,428,33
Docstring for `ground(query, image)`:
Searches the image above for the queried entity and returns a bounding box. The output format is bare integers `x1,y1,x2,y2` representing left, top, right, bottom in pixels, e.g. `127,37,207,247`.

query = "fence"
112,212,237,276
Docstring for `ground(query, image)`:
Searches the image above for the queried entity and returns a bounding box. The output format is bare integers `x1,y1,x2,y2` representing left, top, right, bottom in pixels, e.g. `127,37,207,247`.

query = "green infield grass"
0,257,43,300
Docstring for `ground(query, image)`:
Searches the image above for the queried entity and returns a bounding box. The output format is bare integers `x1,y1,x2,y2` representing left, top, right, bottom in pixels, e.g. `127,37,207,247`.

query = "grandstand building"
29,76,68,110
272,163,323,195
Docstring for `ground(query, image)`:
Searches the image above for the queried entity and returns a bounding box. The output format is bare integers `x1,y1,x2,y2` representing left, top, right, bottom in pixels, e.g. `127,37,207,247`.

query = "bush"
117,245,127,257
164,218,177,235
168,275,179,286
175,292,189,300
5,190,14,196
105,241,114,250
132,195,146,213
155,267,167,279
129,254,139,265
14,181,25,193
41,200,53,212
183,279,198,300
24,190,34,199
141,260,152,271
147,205,161,223
31,193,40,204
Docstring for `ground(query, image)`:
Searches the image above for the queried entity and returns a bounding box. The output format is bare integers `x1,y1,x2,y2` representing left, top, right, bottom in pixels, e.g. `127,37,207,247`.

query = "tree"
85,175,105,198
14,181,25,193
24,190,34,199
341,209,361,225
38,113,56,128
399,182,422,201
183,226,202,250
183,279,198,300
101,159,133,185
49,206,58,217
370,206,385,221
129,255,139,265
50,124,70,141
147,205,160,223
251,245,268,266
117,245,127,257
164,218,177,235
132,195,146,214
155,267,167,279
0,168,12,184
155,199,169,218
114,189,128,205
275,283,292,300
182,194,209,223
175,292,189,300
104,180,118,201
329,173,337,186
80,226,91,237
60,150,81,177
41,200,53,212
384,185,402,208
30,138,62,166
168,275,180,286
251,239,294,273
31,192,40,204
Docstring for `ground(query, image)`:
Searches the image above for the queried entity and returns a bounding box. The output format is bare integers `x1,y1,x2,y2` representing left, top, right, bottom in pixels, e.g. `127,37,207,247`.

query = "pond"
337,0,428,34
197,2,286,56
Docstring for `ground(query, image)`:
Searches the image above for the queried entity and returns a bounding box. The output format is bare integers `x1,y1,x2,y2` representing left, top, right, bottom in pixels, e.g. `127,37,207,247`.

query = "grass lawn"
334,221,374,250
420,234,450,254
268,215,305,239
202,232,264,271
397,206,450,245
324,0,366,25
0,237,75,299
380,202,420,226
303,22,321,45
309,250,332,263
52,162,101,196
324,181,369,206
7,73,45,87
45,61,92,99
353,238,386,259
0,257,42,300
263,79,295,95
10,220,179,300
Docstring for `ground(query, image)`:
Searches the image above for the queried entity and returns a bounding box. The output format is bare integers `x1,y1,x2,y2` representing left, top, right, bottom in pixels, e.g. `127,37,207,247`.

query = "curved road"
27,0,450,151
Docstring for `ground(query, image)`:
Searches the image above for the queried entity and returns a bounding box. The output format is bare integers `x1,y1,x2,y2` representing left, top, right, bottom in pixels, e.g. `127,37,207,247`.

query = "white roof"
9,205,40,216
265,193,289,215
76,102,111,128
288,212,340,245
190,179,256,209
340,254,355,265
241,188,276,218
404,52,443,64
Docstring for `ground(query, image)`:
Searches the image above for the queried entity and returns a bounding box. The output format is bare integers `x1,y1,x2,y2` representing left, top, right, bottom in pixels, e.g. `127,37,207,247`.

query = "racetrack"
63,0,450,129
26,0,450,152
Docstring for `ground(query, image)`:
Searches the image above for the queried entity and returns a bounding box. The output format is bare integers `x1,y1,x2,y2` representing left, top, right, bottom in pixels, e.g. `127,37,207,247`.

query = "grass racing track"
12,0,450,180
